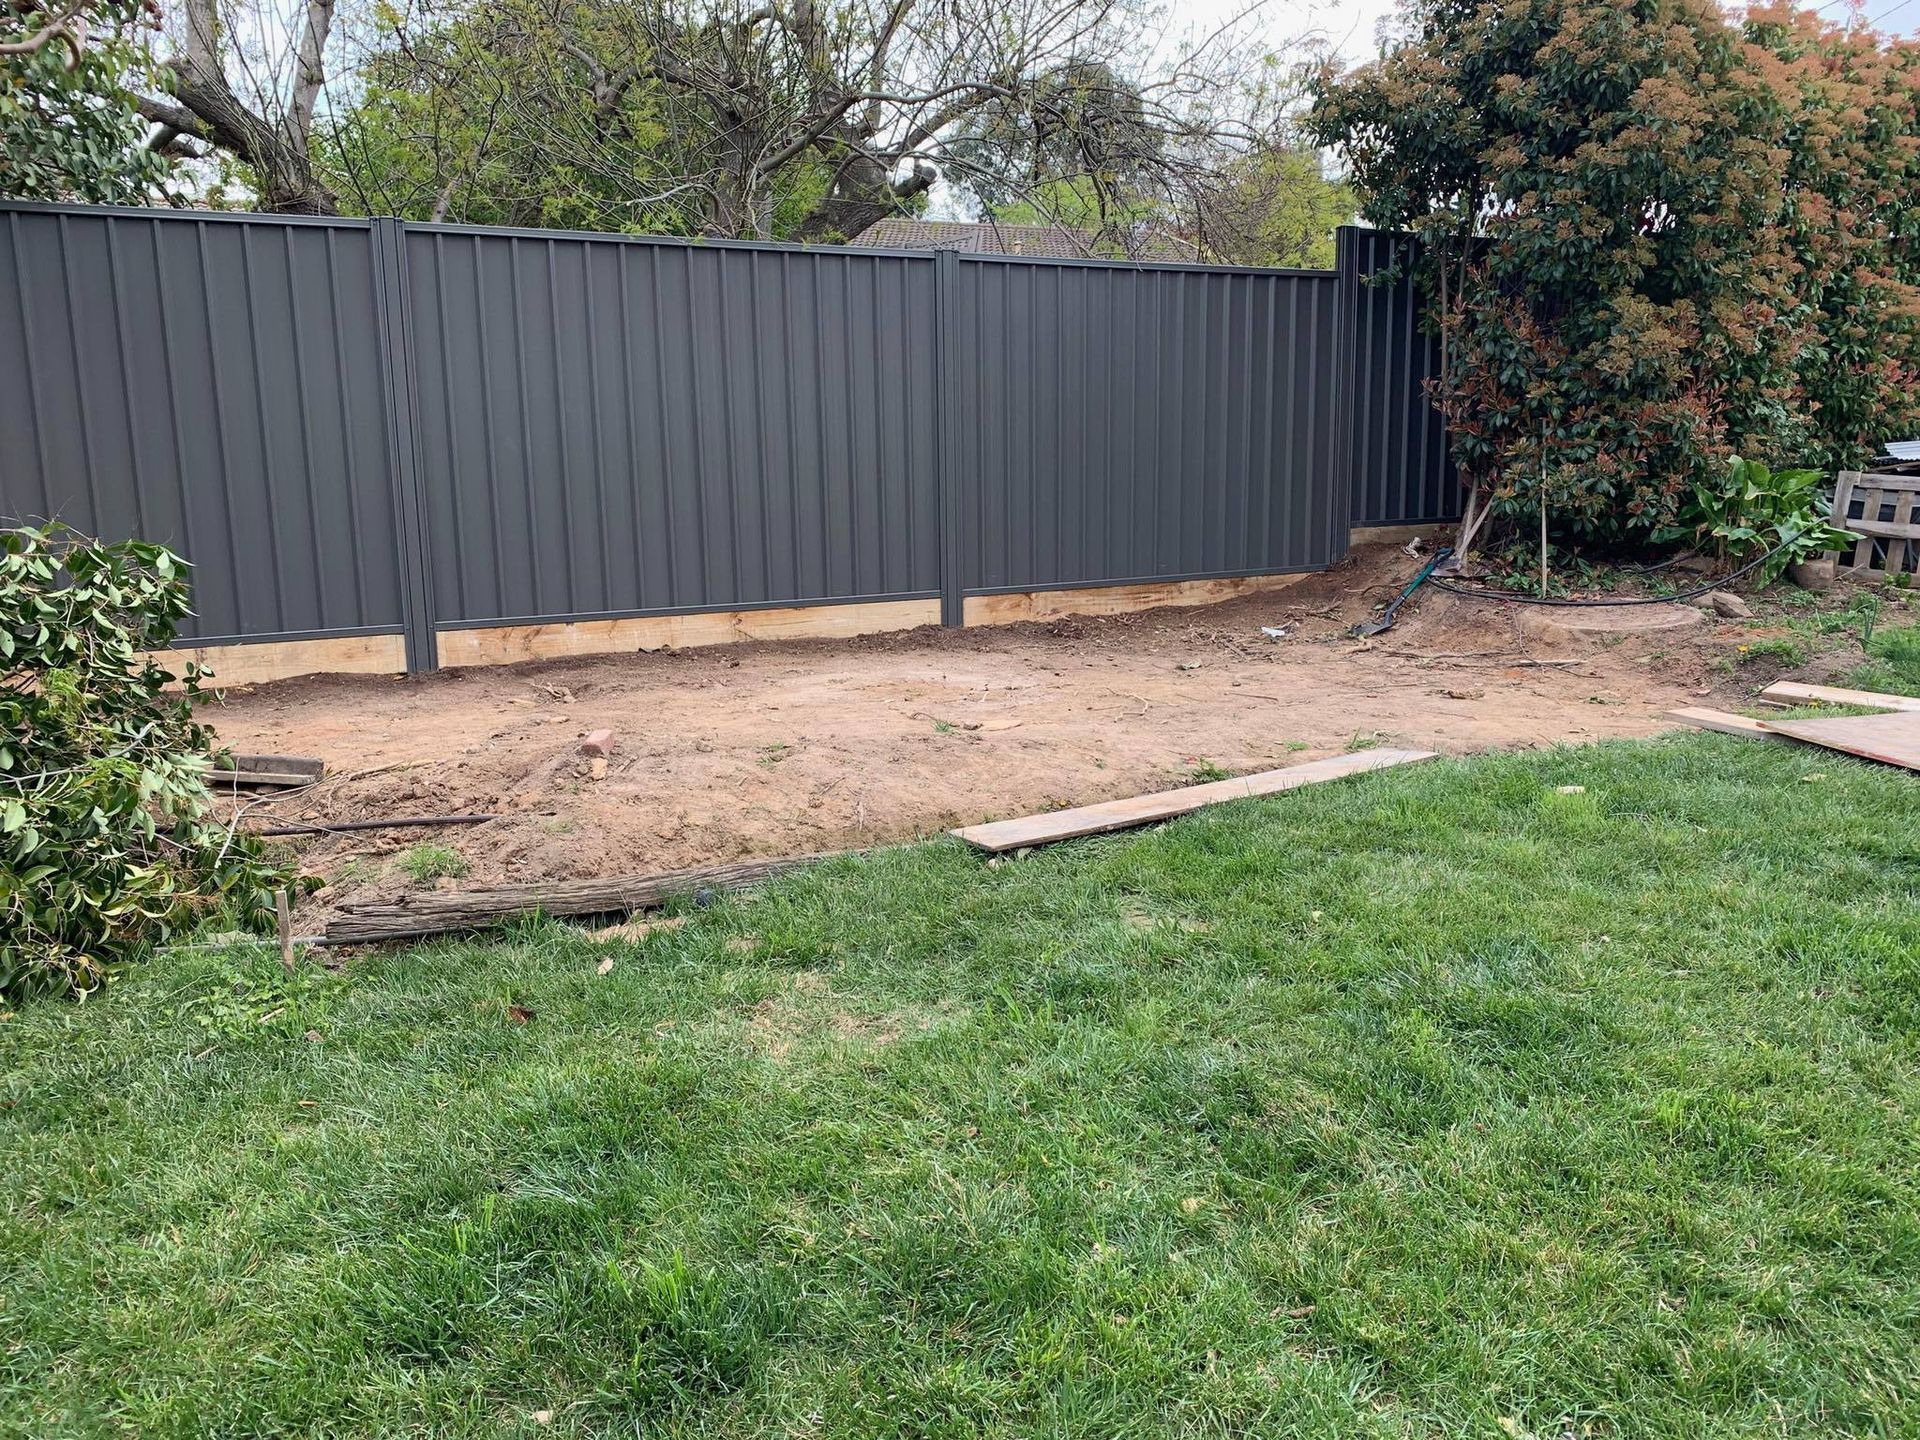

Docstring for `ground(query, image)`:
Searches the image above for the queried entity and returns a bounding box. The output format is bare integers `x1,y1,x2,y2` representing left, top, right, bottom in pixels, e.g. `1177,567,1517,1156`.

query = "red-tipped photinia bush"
1310,0,1920,545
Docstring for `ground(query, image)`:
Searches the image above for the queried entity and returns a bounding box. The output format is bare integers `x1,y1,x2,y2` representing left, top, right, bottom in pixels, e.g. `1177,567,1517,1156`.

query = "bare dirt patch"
197,536,1828,925
728,970,949,1061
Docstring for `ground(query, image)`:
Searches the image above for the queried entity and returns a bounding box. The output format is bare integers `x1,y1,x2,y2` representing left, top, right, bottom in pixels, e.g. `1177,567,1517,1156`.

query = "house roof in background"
848,217,1197,261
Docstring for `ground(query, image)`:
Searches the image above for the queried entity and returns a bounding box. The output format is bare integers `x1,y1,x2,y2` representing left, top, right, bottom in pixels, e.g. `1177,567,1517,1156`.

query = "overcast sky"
1242,0,1920,52
1255,0,1407,64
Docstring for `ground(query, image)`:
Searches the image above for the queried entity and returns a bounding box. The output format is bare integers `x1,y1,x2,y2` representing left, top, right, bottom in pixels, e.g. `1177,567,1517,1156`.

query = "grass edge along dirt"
1,733,1917,1438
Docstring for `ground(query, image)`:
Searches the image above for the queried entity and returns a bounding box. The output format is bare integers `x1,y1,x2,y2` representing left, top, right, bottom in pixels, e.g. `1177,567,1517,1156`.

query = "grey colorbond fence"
953,254,1350,594
1340,227,1456,529
0,202,1456,673
405,227,943,635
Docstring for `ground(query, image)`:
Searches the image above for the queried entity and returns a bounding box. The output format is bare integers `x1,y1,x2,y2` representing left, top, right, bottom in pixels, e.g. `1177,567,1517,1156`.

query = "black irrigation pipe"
1618,549,1698,575
1428,546,1775,608
253,813,499,838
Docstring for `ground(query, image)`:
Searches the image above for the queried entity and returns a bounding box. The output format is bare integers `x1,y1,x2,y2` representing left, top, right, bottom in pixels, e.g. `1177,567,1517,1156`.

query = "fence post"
934,247,966,627
1330,226,1363,560
369,216,438,673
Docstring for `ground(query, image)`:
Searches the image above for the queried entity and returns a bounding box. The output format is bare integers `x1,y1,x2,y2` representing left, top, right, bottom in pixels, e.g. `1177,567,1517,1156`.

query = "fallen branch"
320,850,851,945
1385,648,1522,660
255,813,498,838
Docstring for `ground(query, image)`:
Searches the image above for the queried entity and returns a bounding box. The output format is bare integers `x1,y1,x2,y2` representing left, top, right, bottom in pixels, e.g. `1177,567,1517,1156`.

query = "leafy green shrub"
1659,456,1857,583
0,525,287,1000
1309,1,1920,546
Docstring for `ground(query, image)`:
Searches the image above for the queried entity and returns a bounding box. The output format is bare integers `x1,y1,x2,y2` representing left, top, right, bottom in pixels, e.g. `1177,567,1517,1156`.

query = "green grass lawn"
4,736,1918,1439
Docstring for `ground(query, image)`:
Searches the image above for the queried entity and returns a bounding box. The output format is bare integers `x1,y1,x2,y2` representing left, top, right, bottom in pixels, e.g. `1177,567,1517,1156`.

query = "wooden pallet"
1832,469,1920,577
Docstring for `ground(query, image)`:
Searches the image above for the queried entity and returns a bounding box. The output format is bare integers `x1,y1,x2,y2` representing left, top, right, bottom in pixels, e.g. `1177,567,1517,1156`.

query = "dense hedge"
1310,0,1920,543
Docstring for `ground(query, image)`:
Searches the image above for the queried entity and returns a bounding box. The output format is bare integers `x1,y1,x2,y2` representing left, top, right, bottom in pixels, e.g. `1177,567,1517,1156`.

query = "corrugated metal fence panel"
0,206,408,642
0,203,1457,667
955,259,1346,591
1343,228,1458,527
404,228,943,625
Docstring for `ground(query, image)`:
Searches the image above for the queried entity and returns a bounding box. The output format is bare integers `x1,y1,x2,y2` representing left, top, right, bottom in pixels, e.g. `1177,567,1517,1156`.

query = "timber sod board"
949,749,1439,854
1759,681,1920,713
1758,711,1920,772
1664,708,1783,740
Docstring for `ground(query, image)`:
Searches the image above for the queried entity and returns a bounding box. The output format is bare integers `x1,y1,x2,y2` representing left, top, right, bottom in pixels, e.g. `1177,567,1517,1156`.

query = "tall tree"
132,0,340,213
1193,144,1352,268
945,59,1165,244
1312,0,1920,552
311,0,1276,239
1310,0,1803,547
1745,2,1920,473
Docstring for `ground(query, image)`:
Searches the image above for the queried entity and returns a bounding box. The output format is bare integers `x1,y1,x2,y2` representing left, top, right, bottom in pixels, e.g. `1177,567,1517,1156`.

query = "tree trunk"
789,158,935,244
144,0,342,216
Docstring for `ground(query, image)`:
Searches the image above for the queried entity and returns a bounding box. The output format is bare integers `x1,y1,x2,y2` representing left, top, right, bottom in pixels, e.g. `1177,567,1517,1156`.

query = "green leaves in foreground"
0,737,1915,1437
0,525,287,998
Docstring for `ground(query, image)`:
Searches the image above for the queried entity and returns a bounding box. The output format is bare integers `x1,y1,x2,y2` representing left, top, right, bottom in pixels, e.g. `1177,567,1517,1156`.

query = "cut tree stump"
321,851,849,945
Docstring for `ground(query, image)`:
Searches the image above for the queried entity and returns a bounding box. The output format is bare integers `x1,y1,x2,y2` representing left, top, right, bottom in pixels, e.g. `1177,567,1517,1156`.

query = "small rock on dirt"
1707,591,1753,619
1787,557,1835,592
580,728,617,757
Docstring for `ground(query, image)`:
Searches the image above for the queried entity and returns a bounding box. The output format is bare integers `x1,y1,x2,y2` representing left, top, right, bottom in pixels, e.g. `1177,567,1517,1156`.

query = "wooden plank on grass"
322,851,848,945
1664,707,1783,740
1756,711,1920,772
949,749,1439,854
1758,681,1920,713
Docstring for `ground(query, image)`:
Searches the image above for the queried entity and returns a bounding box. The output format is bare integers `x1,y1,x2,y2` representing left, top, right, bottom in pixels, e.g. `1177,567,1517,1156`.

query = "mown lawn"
3,735,1917,1438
